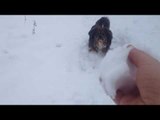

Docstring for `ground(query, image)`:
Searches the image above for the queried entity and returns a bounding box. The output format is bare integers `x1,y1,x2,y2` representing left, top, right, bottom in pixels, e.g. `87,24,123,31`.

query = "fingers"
115,90,144,105
115,86,141,105
114,89,124,104
128,48,157,68
118,95,144,105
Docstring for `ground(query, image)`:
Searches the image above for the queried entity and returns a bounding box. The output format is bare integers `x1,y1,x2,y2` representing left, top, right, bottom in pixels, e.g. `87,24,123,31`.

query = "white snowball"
99,44,137,99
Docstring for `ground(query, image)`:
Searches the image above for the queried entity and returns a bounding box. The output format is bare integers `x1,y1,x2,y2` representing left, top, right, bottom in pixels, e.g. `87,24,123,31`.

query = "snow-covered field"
0,15,160,104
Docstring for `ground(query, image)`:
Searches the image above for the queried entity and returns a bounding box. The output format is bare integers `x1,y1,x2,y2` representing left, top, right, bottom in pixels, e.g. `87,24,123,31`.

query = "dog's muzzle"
96,39,107,50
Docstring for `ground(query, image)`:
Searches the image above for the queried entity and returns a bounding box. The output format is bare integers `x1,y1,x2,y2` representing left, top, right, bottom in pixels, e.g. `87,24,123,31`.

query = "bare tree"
32,20,37,35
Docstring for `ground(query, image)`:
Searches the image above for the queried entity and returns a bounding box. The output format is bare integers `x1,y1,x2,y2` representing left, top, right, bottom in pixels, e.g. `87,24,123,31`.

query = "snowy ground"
0,15,160,104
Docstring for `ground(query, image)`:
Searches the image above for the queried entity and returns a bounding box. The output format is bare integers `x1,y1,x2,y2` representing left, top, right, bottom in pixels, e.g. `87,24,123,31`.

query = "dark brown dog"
88,17,113,55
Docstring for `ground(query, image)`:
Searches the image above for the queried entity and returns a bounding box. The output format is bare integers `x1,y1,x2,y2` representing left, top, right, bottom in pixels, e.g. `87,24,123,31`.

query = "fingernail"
127,44,135,50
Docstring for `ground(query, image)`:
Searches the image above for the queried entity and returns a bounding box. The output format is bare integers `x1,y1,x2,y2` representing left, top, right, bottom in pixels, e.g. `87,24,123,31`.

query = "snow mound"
99,44,137,99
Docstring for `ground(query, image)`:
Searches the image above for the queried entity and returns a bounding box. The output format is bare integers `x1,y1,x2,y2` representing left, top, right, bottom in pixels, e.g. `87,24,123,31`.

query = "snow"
99,44,136,99
0,15,160,104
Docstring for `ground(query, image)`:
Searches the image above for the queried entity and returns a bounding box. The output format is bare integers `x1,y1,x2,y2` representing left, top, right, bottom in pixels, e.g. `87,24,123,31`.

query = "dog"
88,17,113,55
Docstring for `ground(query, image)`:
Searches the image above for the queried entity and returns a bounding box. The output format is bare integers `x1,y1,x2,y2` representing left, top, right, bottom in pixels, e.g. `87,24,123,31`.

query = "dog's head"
95,17,110,29
89,26,112,51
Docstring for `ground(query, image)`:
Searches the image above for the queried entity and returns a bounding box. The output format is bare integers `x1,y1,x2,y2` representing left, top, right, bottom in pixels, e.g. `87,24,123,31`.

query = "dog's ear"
106,30,113,45
96,17,110,29
108,30,113,40
88,25,96,36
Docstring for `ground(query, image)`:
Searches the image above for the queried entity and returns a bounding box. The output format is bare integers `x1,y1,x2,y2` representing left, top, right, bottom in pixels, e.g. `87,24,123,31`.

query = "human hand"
115,48,160,105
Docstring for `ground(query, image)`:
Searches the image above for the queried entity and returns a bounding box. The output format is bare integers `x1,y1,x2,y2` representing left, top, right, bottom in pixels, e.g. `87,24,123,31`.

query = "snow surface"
0,15,160,104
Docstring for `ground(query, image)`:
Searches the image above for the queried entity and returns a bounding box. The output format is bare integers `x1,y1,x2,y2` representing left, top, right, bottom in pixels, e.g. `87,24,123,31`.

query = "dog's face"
95,39,107,50
92,27,110,51
94,35,107,50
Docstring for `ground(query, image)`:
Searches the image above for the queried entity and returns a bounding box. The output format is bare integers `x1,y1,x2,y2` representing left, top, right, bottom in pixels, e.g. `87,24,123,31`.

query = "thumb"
128,48,156,68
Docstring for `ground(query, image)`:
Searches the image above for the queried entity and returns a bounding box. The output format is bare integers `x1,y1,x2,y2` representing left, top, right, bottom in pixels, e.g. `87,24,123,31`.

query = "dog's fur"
88,17,113,55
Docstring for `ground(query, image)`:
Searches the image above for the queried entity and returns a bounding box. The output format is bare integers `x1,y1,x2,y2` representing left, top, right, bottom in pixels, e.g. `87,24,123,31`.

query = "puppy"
88,17,113,55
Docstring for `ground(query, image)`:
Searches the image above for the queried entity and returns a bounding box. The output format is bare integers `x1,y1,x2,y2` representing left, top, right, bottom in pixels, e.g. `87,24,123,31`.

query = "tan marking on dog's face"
96,39,107,50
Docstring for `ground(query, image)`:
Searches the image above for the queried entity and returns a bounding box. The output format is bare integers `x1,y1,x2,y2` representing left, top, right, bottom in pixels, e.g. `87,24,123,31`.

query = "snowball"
99,44,137,99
